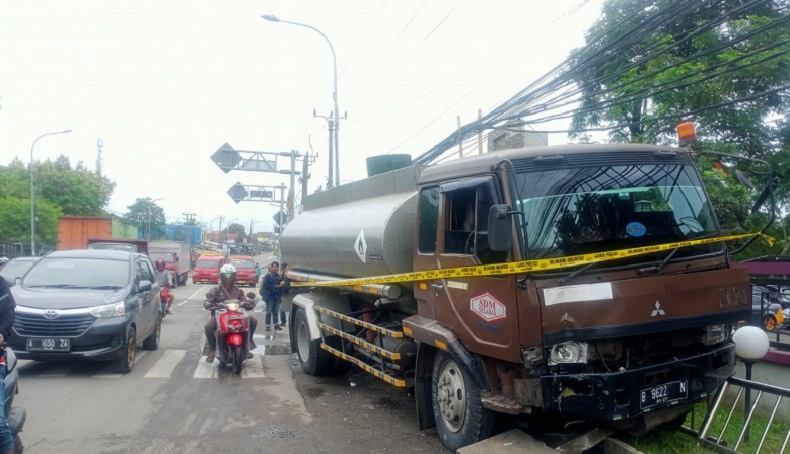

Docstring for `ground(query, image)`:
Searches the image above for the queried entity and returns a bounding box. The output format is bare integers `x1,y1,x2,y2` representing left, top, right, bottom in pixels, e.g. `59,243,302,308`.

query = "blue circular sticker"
626,222,646,237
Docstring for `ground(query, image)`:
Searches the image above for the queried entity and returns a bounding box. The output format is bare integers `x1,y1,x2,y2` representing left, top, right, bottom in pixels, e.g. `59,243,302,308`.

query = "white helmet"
220,263,237,284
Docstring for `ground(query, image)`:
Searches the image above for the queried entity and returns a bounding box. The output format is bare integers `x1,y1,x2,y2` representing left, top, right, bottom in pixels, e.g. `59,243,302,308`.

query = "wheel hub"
437,360,466,433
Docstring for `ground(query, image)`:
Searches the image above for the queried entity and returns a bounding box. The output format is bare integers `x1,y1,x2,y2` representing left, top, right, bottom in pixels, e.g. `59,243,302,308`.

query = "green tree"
124,198,166,240
0,197,61,254
223,223,247,244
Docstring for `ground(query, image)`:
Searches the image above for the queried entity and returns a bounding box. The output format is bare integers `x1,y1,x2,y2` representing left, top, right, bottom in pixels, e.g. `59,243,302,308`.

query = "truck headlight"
549,342,588,365
702,324,727,346
90,302,126,318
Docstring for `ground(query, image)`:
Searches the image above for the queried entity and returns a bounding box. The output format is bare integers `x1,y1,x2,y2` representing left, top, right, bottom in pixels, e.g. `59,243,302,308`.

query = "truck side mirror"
488,204,513,252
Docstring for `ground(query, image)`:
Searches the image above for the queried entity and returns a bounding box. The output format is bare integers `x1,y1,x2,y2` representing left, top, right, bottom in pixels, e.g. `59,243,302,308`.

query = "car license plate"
26,338,70,352
640,380,688,409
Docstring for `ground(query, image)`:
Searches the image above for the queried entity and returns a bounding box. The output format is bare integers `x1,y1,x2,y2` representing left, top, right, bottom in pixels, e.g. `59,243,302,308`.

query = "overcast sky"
0,0,603,233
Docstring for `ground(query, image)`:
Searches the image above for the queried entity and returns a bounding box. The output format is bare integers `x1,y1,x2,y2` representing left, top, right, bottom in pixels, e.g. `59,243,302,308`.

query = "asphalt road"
13,267,447,453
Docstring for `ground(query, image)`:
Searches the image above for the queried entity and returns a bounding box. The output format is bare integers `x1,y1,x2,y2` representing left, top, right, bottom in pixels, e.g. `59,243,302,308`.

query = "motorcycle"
160,285,170,319
206,299,251,374
3,345,26,454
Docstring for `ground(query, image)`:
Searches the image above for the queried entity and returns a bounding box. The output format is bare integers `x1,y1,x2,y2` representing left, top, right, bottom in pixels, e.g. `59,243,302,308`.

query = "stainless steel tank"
280,166,423,278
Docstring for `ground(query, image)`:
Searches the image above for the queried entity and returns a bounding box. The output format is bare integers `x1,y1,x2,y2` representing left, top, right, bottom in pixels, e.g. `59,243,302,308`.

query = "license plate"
26,338,71,352
640,381,688,409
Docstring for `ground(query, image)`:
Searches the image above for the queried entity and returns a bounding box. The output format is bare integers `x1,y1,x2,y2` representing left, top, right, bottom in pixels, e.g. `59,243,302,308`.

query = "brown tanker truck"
280,140,769,452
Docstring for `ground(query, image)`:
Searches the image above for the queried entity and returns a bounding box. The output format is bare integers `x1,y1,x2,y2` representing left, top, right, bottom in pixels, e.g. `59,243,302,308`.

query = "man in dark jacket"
0,276,16,454
260,260,285,331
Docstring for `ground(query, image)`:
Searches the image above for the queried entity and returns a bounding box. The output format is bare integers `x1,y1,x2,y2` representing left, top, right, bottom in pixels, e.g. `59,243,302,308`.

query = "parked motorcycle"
206,299,250,374
3,345,26,453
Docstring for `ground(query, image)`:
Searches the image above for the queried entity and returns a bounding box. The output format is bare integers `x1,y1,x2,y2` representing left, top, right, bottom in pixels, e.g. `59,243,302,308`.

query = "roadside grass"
616,401,789,454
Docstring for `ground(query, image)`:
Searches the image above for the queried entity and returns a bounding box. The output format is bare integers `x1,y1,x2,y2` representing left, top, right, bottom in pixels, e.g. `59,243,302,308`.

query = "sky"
0,0,603,234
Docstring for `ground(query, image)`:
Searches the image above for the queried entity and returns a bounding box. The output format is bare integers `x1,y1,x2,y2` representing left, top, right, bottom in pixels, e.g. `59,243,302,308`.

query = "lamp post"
208,216,221,246
146,198,165,241
262,14,341,188
30,129,72,255
732,326,770,444
226,218,239,249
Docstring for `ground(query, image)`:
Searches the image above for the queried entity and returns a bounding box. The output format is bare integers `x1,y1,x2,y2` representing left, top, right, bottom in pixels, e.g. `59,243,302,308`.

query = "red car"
192,255,226,284
228,255,257,287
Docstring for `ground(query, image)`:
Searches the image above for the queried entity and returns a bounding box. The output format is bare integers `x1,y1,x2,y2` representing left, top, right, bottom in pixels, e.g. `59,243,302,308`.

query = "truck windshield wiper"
649,231,724,274
558,262,597,284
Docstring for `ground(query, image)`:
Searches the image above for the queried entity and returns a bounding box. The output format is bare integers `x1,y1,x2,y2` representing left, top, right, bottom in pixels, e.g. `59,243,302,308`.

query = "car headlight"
549,342,589,365
90,302,126,318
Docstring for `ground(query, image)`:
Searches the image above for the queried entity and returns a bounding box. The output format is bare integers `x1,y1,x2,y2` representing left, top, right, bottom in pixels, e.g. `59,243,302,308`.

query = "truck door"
430,177,521,363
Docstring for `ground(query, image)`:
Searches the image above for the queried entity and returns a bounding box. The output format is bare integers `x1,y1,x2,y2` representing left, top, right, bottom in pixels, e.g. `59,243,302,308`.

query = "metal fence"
680,376,790,453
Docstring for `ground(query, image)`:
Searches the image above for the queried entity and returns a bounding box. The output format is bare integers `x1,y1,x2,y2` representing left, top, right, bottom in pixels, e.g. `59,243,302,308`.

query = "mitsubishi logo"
651,301,666,317
44,310,60,319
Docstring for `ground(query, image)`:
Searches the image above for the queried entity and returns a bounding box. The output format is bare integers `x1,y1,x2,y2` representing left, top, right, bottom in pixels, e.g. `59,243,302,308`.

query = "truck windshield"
514,163,722,264
230,258,254,269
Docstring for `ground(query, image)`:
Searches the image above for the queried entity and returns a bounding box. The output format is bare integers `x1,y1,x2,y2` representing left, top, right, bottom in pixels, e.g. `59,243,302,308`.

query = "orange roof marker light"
676,122,697,147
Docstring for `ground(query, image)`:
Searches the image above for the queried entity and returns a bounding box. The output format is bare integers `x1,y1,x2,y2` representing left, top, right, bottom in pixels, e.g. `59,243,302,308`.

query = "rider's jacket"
155,270,173,287
203,285,254,312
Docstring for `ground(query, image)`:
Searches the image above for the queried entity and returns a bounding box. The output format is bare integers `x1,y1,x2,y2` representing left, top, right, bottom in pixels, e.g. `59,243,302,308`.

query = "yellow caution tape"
290,232,772,288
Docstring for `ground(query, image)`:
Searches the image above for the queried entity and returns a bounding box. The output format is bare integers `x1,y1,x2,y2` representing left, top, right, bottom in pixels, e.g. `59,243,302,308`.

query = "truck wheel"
431,351,493,452
294,309,332,376
113,327,137,374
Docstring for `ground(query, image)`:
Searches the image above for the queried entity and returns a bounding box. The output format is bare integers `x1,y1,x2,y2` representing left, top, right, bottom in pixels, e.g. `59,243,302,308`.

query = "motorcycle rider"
154,258,174,315
203,263,258,363
0,276,16,454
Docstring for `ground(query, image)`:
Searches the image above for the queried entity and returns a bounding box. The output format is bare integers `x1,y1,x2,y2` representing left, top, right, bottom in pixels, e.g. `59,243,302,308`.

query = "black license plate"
640,381,688,409
26,338,71,352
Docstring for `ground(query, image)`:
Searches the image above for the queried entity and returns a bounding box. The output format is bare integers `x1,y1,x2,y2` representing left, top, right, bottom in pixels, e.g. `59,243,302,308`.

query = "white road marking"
179,286,208,306
135,350,148,364
193,357,219,378
93,372,122,379
144,349,186,378
240,357,266,378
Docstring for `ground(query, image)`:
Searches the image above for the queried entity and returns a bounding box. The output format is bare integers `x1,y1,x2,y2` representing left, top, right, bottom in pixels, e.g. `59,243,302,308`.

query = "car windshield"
196,259,219,268
23,257,130,288
0,259,36,280
514,163,722,263
150,252,174,262
230,258,254,269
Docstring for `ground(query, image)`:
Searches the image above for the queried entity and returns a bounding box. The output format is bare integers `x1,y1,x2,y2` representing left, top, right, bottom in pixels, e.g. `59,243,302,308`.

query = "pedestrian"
255,262,261,278
0,276,17,454
260,260,285,331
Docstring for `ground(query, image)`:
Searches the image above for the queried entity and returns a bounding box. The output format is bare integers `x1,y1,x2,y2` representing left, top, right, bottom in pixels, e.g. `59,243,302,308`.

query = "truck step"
314,307,404,338
320,344,407,387
318,323,402,360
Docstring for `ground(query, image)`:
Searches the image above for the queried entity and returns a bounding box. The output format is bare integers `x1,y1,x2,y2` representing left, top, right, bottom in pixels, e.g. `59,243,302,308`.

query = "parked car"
0,257,40,285
8,249,162,373
750,284,787,330
228,255,257,287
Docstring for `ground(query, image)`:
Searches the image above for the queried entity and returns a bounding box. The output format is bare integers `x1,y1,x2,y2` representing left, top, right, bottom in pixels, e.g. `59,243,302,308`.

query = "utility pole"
216,215,224,246
96,138,104,177
300,152,316,202
183,213,196,224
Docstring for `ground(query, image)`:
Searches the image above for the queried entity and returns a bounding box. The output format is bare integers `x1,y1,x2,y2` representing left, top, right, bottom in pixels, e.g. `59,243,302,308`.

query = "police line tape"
289,232,773,288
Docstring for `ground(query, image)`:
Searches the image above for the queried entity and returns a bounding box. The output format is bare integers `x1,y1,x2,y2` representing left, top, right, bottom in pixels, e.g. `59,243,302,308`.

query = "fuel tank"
280,166,423,278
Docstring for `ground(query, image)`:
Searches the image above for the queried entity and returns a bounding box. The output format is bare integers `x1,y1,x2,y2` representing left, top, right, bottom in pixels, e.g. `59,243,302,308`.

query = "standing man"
0,276,16,454
277,261,292,328
261,260,285,331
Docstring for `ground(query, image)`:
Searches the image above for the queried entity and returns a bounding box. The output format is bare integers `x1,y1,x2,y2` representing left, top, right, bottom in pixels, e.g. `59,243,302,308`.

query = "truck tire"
294,309,333,376
431,350,493,452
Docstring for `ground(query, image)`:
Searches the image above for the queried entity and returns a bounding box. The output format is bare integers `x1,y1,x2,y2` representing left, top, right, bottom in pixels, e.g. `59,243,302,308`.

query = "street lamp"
208,216,221,246
262,14,341,188
30,129,72,255
147,198,165,241
732,326,770,444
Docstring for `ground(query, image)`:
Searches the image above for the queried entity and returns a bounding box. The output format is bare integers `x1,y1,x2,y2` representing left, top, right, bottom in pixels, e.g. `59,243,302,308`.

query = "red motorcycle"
210,299,250,374
160,285,170,319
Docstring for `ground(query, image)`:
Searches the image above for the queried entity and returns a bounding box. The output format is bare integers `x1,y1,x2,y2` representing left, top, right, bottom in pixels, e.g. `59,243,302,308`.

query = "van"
228,255,257,287
192,255,226,284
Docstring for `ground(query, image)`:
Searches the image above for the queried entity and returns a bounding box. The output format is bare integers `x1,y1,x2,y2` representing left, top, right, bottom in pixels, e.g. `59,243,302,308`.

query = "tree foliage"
567,0,790,257
124,198,166,239
0,155,115,253
0,197,61,253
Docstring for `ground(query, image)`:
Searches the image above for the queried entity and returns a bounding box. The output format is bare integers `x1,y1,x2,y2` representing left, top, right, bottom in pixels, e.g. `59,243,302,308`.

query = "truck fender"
289,292,352,343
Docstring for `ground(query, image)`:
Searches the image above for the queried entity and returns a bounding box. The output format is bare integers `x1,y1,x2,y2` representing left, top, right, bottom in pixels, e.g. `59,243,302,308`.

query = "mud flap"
415,343,436,431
